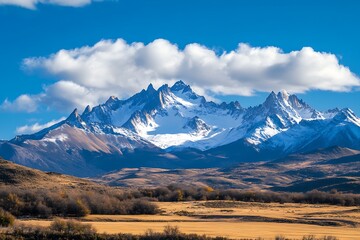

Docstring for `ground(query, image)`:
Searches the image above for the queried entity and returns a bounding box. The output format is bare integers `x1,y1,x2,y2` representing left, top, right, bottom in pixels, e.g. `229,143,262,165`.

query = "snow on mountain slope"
215,90,319,147
261,108,360,154
304,108,360,150
1,108,161,176
286,92,324,120
76,82,359,152
11,80,360,152
261,119,329,153
77,81,245,150
1,80,360,176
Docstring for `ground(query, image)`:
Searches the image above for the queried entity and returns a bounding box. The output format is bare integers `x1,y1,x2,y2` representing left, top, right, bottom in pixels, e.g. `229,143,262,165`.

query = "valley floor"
19,201,360,240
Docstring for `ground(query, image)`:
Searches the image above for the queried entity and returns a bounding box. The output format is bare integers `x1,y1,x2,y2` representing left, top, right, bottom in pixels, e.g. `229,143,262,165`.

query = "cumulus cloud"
16,117,66,134
0,0,92,9
1,94,40,112
10,38,360,112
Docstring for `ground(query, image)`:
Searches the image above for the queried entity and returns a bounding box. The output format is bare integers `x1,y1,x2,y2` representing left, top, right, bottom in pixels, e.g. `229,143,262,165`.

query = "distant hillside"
1,145,360,193
0,157,110,192
96,146,360,193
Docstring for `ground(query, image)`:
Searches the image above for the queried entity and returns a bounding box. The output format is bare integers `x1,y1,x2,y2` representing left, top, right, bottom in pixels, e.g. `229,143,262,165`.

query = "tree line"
0,184,359,218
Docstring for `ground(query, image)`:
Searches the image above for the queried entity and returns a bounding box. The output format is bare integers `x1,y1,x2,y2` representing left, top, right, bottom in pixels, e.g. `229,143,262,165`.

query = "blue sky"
0,0,359,139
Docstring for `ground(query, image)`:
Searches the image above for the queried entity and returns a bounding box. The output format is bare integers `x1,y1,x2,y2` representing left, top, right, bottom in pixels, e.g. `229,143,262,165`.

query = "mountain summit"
1,80,359,176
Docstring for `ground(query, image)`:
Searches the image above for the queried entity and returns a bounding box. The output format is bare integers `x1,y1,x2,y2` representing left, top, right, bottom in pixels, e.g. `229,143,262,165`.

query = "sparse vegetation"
0,220,341,240
140,185,360,206
1,184,359,218
50,218,96,235
302,237,339,240
0,208,15,227
129,199,160,215
0,187,159,218
1,222,227,240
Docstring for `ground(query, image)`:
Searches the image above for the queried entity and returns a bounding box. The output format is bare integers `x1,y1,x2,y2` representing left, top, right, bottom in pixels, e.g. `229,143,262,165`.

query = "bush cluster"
50,218,96,235
1,184,359,218
0,208,15,227
140,185,360,206
0,187,159,218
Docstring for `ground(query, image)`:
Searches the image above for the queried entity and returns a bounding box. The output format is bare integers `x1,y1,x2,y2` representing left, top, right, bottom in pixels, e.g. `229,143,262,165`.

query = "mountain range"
1,80,359,177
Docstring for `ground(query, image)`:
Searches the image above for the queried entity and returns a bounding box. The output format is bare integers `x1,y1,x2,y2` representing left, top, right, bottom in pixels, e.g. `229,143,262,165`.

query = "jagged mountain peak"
277,89,290,101
158,83,170,91
259,90,322,121
67,108,80,120
66,108,86,128
8,82,360,161
157,84,173,106
266,91,277,100
2,81,360,177
82,105,92,115
342,107,355,115
264,90,301,108
102,96,123,112
105,96,119,104
171,80,203,101
287,94,307,108
335,108,354,118
333,108,360,125
170,80,194,93
221,100,242,109
171,80,187,91
263,90,304,106
262,91,286,109
146,83,156,93
262,91,295,113
232,100,241,108
184,116,211,133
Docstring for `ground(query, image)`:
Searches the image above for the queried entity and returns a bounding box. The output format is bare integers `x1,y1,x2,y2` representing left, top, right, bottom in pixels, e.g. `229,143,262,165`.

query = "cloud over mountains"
3,38,360,112
0,0,93,9
16,117,65,134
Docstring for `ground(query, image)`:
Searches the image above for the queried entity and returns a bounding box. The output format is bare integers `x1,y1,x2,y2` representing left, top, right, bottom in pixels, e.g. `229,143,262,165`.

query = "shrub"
0,187,161,218
0,208,15,227
303,235,316,240
163,225,181,236
50,218,96,235
65,198,91,217
275,235,286,240
321,237,338,240
129,200,159,214
34,202,52,217
144,228,157,237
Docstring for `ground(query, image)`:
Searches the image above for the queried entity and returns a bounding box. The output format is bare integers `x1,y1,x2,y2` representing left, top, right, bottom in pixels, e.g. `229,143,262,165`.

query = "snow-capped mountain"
74,80,244,150
0,80,359,176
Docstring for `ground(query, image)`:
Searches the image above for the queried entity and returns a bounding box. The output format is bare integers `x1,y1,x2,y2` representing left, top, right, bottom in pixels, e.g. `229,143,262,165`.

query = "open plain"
20,201,360,239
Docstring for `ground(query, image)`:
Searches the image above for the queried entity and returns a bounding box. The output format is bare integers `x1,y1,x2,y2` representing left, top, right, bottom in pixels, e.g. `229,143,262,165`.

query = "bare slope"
97,147,360,193
0,157,111,192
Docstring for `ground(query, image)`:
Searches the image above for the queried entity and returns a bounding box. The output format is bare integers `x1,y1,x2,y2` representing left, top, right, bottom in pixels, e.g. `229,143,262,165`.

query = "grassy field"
20,201,360,239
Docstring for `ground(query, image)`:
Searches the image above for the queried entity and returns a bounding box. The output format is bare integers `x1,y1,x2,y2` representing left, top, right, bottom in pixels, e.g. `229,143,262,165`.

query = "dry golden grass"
159,201,360,225
0,158,112,192
19,201,360,240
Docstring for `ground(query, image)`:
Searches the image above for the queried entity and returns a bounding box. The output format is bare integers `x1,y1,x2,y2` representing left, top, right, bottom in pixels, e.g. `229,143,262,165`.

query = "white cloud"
1,94,40,113
16,117,66,134
11,38,360,112
0,0,92,9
